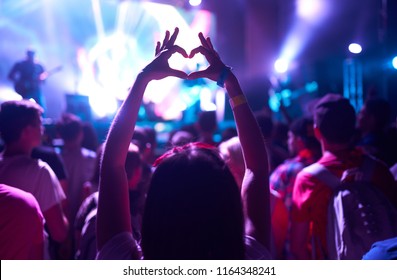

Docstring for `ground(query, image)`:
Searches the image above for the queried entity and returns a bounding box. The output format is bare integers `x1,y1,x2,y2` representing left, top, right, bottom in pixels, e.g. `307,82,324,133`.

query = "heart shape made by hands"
166,50,206,78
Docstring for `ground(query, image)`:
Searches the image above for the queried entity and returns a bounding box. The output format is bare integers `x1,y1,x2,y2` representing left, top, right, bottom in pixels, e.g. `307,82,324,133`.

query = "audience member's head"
220,127,238,143
169,130,195,147
142,126,157,164
132,126,150,153
142,143,244,259
56,113,83,144
143,127,157,149
358,97,391,135
272,122,288,147
0,100,43,146
197,110,217,134
86,143,142,193
255,112,273,139
218,137,244,187
179,124,199,141
288,117,320,156
195,110,217,145
81,122,99,151
314,93,356,145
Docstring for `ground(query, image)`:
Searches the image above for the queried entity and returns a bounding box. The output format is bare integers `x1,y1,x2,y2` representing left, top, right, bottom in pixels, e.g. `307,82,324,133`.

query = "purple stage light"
274,59,289,74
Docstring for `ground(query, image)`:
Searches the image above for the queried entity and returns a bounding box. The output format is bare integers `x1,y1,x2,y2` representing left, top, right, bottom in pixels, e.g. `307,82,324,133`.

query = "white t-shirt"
0,154,66,212
60,147,96,225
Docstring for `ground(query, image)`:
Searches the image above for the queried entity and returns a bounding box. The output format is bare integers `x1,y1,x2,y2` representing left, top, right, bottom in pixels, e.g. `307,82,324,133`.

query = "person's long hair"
141,143,245,259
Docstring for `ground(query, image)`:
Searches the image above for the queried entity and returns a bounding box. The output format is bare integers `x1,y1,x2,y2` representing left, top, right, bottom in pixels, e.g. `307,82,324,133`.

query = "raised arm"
96,28,187,250
189,33,271,250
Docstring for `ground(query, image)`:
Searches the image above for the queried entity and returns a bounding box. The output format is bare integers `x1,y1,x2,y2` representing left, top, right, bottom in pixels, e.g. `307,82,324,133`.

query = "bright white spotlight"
392,56,397,70
189,0,202,7
89,94,118,118
348,43,362,54
274,59,289,74
296,0,326,23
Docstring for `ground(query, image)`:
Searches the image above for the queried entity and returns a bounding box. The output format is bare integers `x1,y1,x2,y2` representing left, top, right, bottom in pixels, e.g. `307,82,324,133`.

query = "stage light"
296,0,325,22
348,43,362,54
0,86,23,103
189,0,202,7
276,0,329,75
392,56,397,70
274,59,289,74
89,94,118,118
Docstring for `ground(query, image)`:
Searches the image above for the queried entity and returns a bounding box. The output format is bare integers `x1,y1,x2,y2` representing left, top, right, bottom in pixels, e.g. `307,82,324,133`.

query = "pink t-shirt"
0,184,44,259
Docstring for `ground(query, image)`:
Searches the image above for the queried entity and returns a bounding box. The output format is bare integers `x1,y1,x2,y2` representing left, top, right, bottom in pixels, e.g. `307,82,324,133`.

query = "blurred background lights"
348,43,362,54
189,0,202,7
392,56,397,70
274,59,289,74
296,0,326,23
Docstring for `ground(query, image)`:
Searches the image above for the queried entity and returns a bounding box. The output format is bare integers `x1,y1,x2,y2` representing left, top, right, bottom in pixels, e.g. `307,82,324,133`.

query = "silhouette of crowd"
1,28,397,260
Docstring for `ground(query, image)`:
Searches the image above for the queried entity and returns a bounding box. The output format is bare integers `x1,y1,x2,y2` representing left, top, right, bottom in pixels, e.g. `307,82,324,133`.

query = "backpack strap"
303,163,340,189
338,155,376,183
359,156,375,182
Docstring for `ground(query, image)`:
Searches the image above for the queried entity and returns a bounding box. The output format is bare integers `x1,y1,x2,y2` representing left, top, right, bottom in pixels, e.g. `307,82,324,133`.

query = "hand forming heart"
142,27,229,84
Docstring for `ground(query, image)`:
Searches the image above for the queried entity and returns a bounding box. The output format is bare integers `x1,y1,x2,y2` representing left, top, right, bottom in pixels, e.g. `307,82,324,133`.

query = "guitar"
14,65,63,95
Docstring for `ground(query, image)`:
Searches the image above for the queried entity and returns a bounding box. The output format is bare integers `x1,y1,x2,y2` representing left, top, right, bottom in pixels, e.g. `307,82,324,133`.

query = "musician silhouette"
8,49,47,109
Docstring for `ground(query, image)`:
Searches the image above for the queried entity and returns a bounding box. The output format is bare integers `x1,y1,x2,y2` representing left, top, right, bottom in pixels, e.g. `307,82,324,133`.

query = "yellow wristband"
229,95,247,110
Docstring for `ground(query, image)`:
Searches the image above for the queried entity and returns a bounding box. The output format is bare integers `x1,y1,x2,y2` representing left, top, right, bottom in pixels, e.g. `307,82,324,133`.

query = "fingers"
188,47,199,58
167,27,179,47
189,46,210,59
187,69,208,80
169,68,188,79
161,45,188,59
158,28,179,54
206,37,220,59
206,37,214,50
155,41,161,56
198,32,210,49
171,45,188,58
162,30,170,48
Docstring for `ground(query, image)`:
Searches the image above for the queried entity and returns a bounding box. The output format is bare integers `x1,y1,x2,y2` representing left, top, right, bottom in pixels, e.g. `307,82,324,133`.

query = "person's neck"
321,142,352,156
199,132,214,143
63,141,81,151
3,144,32,157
